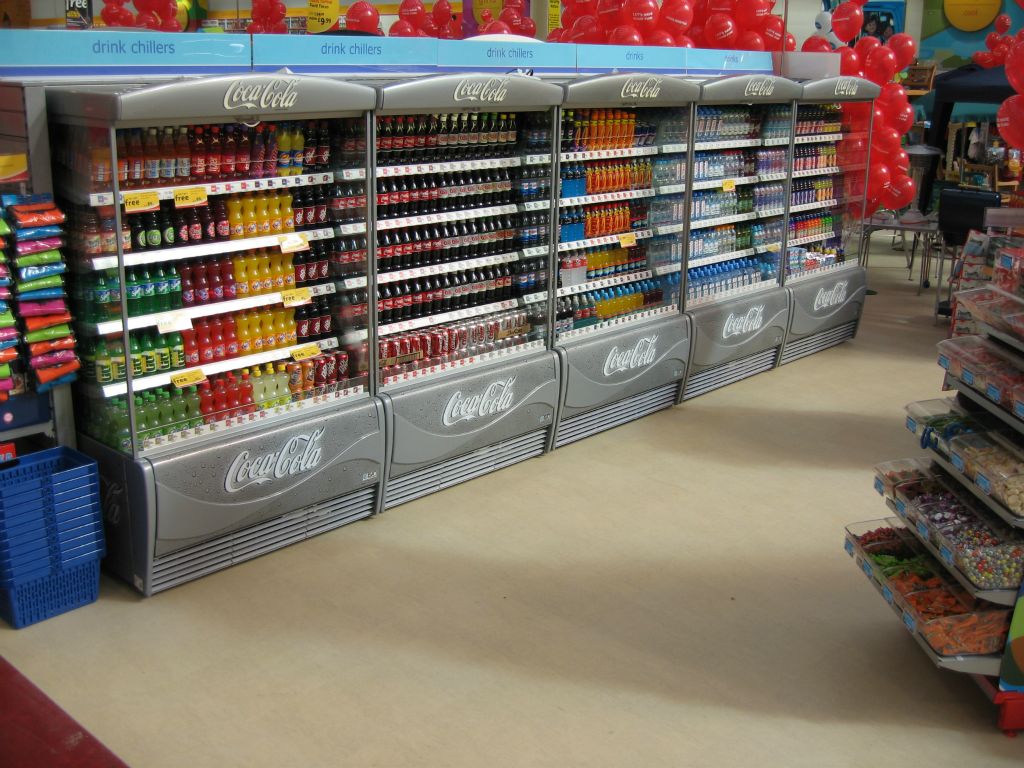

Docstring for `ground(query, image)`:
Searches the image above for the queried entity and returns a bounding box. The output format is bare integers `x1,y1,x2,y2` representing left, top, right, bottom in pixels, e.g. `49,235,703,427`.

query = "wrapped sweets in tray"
899,585,1011,657
874,459,933,499
955,286,1023,333
937,336,994,383
949,432,1002,482
904,398,990,457
894,475,953,514
962,432,1024,517
995,247,1024,298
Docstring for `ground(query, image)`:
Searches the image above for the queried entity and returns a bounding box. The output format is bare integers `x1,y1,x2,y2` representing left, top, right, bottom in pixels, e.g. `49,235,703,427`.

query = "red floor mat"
0,655,128,768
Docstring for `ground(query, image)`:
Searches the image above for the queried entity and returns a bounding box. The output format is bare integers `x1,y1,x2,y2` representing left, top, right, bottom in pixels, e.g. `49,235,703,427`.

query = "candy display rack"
369,74,565,510
681,75,801,400
549,74,694,448
45,74,387,594
780,77,877,366
850,288,1024,734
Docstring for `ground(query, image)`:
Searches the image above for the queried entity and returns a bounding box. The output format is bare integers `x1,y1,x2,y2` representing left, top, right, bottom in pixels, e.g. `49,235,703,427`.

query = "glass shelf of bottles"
557,305,677,341
687,276,779,307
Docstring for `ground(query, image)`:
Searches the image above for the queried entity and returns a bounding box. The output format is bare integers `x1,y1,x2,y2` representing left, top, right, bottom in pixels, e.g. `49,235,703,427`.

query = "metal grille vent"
555,383,680,447
780,321,857,365
683,348,778,400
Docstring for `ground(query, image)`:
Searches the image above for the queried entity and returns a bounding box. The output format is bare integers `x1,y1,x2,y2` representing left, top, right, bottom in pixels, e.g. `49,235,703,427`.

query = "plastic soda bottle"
227,196,245,240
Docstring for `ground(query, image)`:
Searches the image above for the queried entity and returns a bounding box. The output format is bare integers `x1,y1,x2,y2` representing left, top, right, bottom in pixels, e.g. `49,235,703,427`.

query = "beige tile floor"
3,246,1024,766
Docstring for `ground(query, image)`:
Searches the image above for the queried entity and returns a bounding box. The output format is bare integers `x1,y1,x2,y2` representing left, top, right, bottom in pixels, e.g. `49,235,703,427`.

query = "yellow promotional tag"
291,343,321,361
722,179,737,192
156,313,193,334
173,187,209,208
279,232,310,253
281,287,312,307
170,368,207,388
123,191,160,213
618,232,638,248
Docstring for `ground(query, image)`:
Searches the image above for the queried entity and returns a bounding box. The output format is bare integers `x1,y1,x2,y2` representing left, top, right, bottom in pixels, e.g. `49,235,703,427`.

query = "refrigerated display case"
369,74,564,509
682,75,800,400
550,74,693,447
780,76,878,365
45,74,385,594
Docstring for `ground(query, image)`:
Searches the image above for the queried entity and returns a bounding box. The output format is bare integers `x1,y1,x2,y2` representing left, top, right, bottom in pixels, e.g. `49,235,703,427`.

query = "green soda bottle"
114,398,132,453
108,337,126,383
129,333,144,378
157,389,176,434
125,269,142,317
94,338,113,384
139,332,157,375
167,332,185,370
133,395,149,441
183,385,202,428
169,388,188,433
139,267,156,314
152,332,171,372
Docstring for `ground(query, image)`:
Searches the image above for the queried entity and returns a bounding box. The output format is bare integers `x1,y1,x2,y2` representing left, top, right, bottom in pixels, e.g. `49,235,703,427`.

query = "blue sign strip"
436,39,576,73
687,48,773,75
251,34,437,73
0,30,251,76
575,43,687,74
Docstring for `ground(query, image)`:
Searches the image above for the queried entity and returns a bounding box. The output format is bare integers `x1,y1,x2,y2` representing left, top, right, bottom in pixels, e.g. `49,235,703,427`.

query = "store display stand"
46,74,387,594
550,74,695,447
371,74,564,510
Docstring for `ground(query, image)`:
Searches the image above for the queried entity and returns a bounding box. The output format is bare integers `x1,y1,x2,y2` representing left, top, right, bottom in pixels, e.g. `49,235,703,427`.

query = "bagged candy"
37,371,77,392
18,263,65,281
29,350,76,368
11,225,64,242
35,358,79,384
28,336,75,356
17,288,64,300
15,249,62,267
3,194,66,227
0,327,17,342
0,310,15,328
24,323,71,343
15,274,63,293
17,299,68,316
23,312,72,332
14,237,63,255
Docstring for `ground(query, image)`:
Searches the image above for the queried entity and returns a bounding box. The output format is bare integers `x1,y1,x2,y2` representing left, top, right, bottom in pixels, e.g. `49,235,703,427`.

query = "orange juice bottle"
281,253,295,288
259,309,277,349
227,195,245,240
234,255,250,299
249,310,264,353
283,307,296,345
269,252,286,290
272,308,289,348
236,311,252,355
255,192,272,235
242,193,259,238
257,251,273,294
268,192,283,234
279,191,295,233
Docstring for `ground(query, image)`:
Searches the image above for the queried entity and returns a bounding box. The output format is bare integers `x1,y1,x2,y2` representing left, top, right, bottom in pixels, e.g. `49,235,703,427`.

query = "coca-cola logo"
453,77,510,103
620,76,662,101
223,78,300,111
744,78,775,98
834,78,859,97
442,376,516,426
603,335,658,376
812,280,849,312
225,427,325,493
722,305,765,339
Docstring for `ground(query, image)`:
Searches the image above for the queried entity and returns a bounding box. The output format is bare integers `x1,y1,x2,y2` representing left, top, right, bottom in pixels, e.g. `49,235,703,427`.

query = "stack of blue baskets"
0,447,104,628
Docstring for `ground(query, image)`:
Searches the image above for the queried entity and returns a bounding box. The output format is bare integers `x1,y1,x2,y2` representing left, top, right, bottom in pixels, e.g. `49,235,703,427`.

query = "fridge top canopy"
799,76,880,103
375,72,563,114
45,72,377,124
562,73,700,108
699,74,802,104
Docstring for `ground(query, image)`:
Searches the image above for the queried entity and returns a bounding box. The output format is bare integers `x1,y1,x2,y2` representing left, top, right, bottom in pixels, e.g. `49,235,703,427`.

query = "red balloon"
994,41,1013,64
877,81,907,110
675,33,695,47
399,0,427,25
881,174,916,210
1017,28,1024,43
596,0,624,30
133,0,153,12
973,50,998,68
707,0,734,13
689,23,703,42
836,46,861,76
854,35,880,60
987,31,1002,50
998,95,1024,149
1006,12,1022,34
830,2,863,43
560,3,581,29
389,19,417,35
734,0,769,31
135,10,158,26
519,17,537,36
784,32,796,51
432,0,452,23
546,26,564,41
761,14,784,50
691,0,708,24
704,12,738,48
269,1,287,22
498,7,521,26
1007,42,1024,94
100,2,124,25
736,30,765,51
570,14,602,43
886,32,917,70
160,14,181,31
658,0,693,35
888,101,915,134
892,149,910,171
485,20,512,33
607,23,643,45
622,0,660,36
347,1,380,32
801,36,833,53
645,28,676,46
419,15,439,35
873,125,902,152
864,45,898,84
867,163,891,195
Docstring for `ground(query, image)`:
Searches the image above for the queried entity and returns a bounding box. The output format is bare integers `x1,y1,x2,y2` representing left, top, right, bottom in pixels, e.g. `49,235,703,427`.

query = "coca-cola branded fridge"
45,74,385,594
369,74,565,509
779,76,878,365
682,74,801,400
549,74,694,448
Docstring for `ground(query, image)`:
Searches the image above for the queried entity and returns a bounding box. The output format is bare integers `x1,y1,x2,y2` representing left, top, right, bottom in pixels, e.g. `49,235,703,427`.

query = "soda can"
432,330,447,355
397,337,410,358
387,338,401,362
334,351,349,379
301,359,315,393
447,326,460,351
418,333,432,358
314,355,329,391
458,326,469,349
378,340,389,361
486,320,499,343
286,362,303,398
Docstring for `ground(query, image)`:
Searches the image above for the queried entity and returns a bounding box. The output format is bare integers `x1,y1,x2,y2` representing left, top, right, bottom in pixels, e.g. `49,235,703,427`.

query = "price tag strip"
290,343,322,361
171,368,207,388
281,287,312,307
123,191,160,214
173,187,208,209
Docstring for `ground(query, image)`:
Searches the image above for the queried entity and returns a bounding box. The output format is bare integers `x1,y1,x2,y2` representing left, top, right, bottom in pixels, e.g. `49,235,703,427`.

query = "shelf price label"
881,586,893,604
281,287,312,307
278,232,310,253
156,313,193,334
844,538,854,556
618,232,637,248
721,179,737,192
873,476,884,496
173,187,209,208
290,343,321,361
976,473,992,495
901,612,916,634
123,191,160,213
905,416,917,434
171,368,207,388
916,520,930,540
